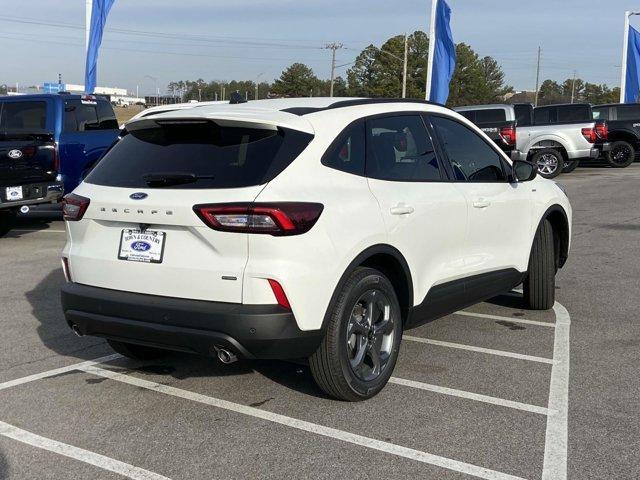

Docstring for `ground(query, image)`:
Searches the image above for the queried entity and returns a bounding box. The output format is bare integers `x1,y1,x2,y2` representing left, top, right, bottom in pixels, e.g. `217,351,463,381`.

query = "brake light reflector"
62,193,90,221
581,127,597,143
499,125,517,146
193,202,324,236
595,121,608,141
268,279,291,309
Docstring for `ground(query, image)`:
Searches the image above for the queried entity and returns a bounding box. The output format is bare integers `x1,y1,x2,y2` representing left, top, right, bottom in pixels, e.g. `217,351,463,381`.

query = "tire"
107,339,168,360
0,209,16,237
562,160,580,173
309,267,403,401
523,219,555,310
531,149,563,179
606,141,635,168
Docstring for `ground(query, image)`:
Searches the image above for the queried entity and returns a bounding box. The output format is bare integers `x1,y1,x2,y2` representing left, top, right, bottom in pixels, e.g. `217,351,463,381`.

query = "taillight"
61,257,72,282
268,279,291,309
595,121,608,141
581,127,597,143
193,202,324,236
62,193,90,221
499,125,517,146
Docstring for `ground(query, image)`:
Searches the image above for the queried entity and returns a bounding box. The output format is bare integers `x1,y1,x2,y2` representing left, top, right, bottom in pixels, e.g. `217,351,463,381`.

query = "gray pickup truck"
454,103,610,178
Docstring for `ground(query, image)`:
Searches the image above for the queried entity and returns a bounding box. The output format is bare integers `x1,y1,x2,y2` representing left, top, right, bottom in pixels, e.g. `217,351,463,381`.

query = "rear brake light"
581,127,597,143
62,193,90,221
268,279,291,309
499,125,517,146
595,121,608,141
61,257,72,282
193,202,324,236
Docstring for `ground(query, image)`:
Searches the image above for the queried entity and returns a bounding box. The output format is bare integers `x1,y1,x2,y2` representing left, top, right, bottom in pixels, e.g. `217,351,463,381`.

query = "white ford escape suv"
61,98,571,401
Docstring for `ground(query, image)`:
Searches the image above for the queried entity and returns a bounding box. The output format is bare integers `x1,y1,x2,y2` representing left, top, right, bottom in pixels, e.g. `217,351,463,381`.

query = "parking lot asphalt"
1,165,639,479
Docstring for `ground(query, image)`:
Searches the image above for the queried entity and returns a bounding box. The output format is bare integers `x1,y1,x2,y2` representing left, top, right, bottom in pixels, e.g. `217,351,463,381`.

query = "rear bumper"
60,283,323,360
0,181,63,210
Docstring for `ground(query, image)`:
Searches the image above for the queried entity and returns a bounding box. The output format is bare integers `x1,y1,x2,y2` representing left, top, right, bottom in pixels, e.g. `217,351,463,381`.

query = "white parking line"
0,354,122,392
542,302,571,480
404,336,556,365
389,377,555,416
80,365,525,480
0,420,170,480
455,310,556,328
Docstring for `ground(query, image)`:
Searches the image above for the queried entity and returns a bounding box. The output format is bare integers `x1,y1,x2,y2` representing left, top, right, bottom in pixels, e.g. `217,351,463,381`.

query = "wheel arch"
323,244,414,329
539,205,570,269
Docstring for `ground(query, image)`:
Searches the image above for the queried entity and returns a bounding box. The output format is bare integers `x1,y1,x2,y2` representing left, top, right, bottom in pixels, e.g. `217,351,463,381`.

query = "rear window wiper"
142,172,215,187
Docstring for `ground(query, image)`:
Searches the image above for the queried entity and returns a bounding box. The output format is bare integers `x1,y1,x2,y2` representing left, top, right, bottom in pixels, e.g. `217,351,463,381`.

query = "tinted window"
474,109,507,123
96,101,119,129
0,101,48,132
615,105,640,120
592,108,609,120
534,107,554,125
514,104,533,126
557,105,591,123
458,111,475,121
430,115,508,182
86,121,313,189
366,115,442,182
322,121,365,175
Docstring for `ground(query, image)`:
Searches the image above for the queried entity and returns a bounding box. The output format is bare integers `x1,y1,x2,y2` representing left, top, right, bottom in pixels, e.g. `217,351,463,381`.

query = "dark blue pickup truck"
0,93,119,235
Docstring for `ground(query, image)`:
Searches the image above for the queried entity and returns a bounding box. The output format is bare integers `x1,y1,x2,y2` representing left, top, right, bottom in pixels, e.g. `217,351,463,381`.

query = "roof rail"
282,98,447,116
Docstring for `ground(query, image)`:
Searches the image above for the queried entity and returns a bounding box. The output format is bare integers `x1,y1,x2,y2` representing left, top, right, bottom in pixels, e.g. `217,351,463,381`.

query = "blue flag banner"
85,0,116,94
624,26,640,103
429,0,456,104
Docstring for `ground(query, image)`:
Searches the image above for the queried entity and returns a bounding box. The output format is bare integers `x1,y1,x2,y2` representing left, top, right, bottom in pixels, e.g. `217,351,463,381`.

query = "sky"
0,0,635,95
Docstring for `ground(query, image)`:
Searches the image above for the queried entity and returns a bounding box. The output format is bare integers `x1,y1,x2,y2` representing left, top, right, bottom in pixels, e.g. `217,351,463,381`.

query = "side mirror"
512,160,537,182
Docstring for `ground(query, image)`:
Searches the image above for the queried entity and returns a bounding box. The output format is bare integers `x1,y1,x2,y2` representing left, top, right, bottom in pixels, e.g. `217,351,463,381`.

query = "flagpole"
621,11,631,103
85,0,92,52
425,0,438,101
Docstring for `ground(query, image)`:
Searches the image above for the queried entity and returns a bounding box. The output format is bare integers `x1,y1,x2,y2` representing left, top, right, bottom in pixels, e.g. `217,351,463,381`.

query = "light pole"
378,40,409,98
145,75,158,106
255,72,264,100
620,11,640,103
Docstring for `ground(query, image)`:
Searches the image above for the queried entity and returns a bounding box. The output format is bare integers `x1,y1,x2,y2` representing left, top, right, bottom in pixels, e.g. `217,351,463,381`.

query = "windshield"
0,101,49,134
85,120,313,189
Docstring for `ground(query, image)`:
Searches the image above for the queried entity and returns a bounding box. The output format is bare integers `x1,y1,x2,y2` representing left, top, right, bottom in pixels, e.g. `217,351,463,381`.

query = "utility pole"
402,33,408,98
534,46,541,107
325,42,344,97
571,70,577,103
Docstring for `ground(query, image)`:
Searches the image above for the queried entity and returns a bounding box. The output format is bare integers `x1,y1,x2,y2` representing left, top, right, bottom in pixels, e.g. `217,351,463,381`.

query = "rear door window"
557,105,591,123
96,101,119,129
592,107,609,120
0,101,48,132
615,105,640,120
85,120,313,189
514,104,533,126
64,99,118,132
534,107,555,125
366,115,443,182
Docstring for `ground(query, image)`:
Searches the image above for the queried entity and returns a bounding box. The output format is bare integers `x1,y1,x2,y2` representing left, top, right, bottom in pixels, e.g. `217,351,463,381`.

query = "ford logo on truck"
130,192,148,200
8,149,23,159
131,241,151,252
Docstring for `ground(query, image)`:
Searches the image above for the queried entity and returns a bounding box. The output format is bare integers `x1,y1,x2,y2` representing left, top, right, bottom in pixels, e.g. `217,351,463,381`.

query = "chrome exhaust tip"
214,346,237,364
71,324,83,337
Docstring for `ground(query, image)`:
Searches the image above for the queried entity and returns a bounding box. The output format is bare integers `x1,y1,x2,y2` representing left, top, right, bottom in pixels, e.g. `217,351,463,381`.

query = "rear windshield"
85,120,313,189
0,101,49,133
474,109,506,123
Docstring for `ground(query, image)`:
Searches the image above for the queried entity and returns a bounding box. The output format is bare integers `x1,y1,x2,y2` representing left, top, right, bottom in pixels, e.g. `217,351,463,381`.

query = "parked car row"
454,102,638,179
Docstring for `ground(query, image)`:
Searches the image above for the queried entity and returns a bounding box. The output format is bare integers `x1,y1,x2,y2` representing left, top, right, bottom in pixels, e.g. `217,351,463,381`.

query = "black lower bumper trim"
61,283,323,360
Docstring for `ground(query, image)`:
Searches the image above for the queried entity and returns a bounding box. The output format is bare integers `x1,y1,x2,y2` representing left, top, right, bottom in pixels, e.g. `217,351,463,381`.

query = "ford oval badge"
8,149,23,159
129,192,148,200
131,241,151,252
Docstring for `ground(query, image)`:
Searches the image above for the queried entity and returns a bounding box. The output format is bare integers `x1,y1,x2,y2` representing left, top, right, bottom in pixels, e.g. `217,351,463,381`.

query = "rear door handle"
472,199,491,209
390,204,415,215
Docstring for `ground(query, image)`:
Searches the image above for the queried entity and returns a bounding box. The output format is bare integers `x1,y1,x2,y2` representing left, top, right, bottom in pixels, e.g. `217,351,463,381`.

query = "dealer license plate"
118,229,166,263
5,186,23,201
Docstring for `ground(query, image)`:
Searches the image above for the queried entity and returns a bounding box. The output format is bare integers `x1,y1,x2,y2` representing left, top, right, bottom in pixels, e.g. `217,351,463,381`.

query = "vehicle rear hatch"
0,99,57,190
68,111,314,303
